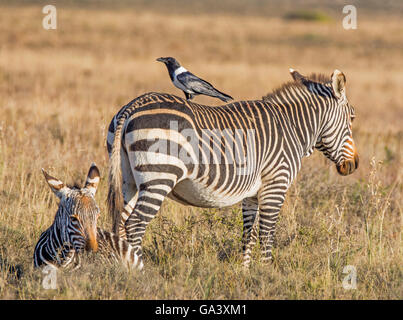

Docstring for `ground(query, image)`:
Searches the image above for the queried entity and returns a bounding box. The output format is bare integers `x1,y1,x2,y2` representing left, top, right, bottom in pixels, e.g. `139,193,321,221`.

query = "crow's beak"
156,57,165,63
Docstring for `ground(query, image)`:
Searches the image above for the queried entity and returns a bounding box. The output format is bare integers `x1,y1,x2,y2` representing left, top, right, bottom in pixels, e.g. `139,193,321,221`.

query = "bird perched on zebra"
156,56,233,102
33,164,143,271
107,68,358,269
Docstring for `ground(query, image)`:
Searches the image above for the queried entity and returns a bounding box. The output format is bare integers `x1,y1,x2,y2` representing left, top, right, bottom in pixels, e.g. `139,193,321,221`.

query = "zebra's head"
319,70,358,175
291,69,359,176
42,164,101,253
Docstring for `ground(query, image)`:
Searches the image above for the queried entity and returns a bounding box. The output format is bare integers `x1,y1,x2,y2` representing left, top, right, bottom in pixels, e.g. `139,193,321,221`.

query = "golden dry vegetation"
0,1,402,299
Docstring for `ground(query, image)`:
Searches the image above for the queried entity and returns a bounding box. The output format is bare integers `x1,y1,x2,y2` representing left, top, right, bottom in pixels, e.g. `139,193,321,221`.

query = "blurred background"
0,0,401,299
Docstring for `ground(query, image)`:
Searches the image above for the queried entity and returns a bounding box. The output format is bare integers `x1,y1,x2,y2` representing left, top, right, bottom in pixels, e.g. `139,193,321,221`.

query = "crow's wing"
176,72,221,96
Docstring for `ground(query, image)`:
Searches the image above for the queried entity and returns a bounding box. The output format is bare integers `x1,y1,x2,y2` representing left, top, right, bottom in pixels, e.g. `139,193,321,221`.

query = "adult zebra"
107,69,358,268
34,164,143,270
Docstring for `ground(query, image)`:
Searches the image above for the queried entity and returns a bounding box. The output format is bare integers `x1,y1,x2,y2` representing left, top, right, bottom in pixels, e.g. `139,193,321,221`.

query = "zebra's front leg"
125,182,173,260
258,183,287,263
59,247,79,270
241,197,258,268
70,253,81,270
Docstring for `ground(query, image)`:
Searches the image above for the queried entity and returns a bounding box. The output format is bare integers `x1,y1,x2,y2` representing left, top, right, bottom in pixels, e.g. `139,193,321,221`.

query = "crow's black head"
156,57,181,71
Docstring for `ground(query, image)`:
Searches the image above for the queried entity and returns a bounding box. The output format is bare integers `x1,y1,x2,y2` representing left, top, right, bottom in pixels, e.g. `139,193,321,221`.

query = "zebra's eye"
70,214,79,222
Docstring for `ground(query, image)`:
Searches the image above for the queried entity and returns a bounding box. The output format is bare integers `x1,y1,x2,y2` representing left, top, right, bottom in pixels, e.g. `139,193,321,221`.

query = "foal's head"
42,164,101,253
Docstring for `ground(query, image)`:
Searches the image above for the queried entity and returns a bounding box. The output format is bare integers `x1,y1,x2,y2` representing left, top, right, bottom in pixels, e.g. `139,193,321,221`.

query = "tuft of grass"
284,10,332,22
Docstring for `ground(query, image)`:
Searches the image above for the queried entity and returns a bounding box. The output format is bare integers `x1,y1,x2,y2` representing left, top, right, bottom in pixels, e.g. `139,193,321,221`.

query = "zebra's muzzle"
336,153,359,176
85,228,98,252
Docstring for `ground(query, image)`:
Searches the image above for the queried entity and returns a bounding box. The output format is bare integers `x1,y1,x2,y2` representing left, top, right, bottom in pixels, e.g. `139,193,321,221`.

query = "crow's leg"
184,92,193,100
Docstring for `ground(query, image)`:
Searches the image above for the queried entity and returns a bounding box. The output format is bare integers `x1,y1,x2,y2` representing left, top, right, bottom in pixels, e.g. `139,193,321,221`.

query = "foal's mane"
67,181,83,190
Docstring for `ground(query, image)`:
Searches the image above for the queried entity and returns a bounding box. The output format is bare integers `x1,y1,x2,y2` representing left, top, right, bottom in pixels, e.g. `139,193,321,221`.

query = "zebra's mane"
262,73,331,102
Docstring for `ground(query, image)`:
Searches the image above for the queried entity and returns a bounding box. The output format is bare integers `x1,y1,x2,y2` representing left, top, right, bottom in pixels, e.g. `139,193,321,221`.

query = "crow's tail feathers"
215,90,233,102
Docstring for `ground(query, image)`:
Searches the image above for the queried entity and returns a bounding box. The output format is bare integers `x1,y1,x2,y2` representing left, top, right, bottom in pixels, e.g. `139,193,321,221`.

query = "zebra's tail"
108,115,125,234
108,102,137,234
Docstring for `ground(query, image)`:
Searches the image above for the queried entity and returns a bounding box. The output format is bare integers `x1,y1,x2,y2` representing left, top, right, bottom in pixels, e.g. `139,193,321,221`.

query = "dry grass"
0,3,402,299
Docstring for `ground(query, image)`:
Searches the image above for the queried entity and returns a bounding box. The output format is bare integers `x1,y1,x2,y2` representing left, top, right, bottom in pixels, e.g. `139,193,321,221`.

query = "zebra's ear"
289,68,302,81
84,163,100,196
41,168,68,198
289,68,309,86
331,69,346,99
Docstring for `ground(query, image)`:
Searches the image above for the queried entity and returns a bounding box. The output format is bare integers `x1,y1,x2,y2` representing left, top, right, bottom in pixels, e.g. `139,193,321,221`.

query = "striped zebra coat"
107,69,358,267
34,164,143,271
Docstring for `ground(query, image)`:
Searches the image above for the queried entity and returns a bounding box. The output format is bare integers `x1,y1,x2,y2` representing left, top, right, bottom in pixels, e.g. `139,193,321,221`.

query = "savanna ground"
0,0,401,299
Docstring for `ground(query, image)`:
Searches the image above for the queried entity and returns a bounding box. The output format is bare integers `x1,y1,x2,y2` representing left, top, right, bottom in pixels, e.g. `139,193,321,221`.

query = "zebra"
107,68,358,268
33,164,143,271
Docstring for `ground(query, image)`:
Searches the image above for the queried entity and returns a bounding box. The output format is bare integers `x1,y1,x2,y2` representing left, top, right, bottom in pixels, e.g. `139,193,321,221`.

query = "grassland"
0,2,402,299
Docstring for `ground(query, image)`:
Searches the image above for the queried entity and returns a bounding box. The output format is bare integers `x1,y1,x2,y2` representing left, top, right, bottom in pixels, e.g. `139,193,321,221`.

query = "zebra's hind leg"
242,197,259,268
118,179,138,240
114,149,138,239
257,180,287,263
124,179,174,261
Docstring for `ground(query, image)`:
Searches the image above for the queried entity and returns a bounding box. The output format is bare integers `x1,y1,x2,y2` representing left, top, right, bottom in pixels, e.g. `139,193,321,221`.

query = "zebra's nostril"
336,159,357,176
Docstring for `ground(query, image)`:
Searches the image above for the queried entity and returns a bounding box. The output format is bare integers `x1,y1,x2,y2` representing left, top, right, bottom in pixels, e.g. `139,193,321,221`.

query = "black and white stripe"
107,69,358,267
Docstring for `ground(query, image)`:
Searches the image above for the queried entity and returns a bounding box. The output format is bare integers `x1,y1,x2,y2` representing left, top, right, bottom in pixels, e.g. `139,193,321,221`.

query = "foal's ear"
84,163,100,196
331,69,346,99
41,168,68,198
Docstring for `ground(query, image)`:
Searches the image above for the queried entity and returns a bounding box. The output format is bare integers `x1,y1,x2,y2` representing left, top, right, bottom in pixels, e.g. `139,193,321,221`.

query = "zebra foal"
33,164,143,271
107,68,359,268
